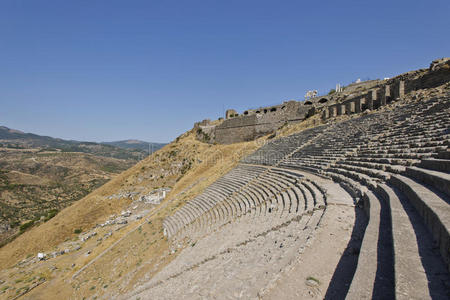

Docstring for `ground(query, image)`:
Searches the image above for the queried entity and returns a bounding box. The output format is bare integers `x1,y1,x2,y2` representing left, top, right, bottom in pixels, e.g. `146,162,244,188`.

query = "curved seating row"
240,94,450,298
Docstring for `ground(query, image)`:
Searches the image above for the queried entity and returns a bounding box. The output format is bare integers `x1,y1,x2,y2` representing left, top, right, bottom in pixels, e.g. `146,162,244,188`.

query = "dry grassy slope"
0,150,135,245
77,118,328,299
0,128,266,299
0,127,262,268
7,84,448,299
0,116,326,299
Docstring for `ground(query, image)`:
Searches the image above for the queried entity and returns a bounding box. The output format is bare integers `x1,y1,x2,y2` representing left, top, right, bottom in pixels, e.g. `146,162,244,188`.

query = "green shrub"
74,228,82,234
44,209,58,221
19,220,34,233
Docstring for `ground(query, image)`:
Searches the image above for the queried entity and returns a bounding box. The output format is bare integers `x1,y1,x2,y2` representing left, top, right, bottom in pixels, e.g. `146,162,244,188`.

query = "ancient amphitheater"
126,59,450,299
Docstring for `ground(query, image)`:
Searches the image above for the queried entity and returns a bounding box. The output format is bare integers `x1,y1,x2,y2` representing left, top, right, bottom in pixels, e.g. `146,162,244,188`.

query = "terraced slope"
131,86,450,299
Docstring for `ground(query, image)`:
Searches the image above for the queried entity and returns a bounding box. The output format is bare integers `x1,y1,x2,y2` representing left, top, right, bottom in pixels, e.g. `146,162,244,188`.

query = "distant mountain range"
0,126,166,160
0,125,167,244
101,140,166,153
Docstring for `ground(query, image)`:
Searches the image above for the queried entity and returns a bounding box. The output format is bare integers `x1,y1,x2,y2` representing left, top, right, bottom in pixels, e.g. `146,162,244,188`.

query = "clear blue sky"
1,0,449,143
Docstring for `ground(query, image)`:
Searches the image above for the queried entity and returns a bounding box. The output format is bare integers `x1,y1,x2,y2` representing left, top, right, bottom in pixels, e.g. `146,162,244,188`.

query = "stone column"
322,109,329,120
346,101,354,114
367,97,373,110
354,98,362,113
361,97,367,111
398,80,405,99
367,90,376,110
382,85,390,106
329,105,337,117
372,89,378,109
337,104,342,116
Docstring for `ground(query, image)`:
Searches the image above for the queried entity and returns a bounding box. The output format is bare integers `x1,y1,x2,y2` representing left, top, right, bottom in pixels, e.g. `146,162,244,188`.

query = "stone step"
163,218,175,238
208,184,234,197
262,173,291,189
437,150,450,159
245,188,264,217
285,188,298,214
405,166,450,198
251,180,272,200
334,162,391,181
302,180,325,209
295,183,314,212
267,171,296,184
359,146,446,155
270,167,304,179
256,178,280,199
376,183,450,299
277,191,290,215
291,185,306,213
299,181,315,210
246,188,263,217
341,158,406,174
359,141,447,151
247,185,268,216
219,198,235,223
249,181,270,205
326,167,378,190
418,158,450,173
351,156,419,166
233,194,250,217
378,129,448,141
389,174,450,270
347,190,394,299
356,152,433,160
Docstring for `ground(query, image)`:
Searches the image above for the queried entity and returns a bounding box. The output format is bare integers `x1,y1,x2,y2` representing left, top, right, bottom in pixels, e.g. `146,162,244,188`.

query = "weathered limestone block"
225,109,238,119
322,108,329,120
329,105,337,117
360,97,367,111
346,101,355,114
367,90,376,110
355,98,362,113
382,85,390,106
337,104,346,116
399,81,405,99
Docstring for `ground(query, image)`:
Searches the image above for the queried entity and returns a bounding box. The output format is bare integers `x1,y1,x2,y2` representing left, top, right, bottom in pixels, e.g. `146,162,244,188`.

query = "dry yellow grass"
0,115,328,299
0,127,263,299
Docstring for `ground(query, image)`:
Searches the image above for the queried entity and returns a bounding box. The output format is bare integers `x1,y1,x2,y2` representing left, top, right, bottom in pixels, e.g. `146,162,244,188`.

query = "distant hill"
0,126,147,161
0,126,157,245
101,140,167,153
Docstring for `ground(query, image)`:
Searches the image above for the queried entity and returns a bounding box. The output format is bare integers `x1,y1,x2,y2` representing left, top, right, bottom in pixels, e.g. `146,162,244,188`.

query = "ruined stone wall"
321,58,450,121
215,114,282,144
215,100,319,144
198,58,450,144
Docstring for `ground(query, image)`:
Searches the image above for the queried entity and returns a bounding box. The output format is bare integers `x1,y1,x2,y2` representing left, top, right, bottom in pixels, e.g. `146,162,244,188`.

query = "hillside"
101,140,166,153
0,60,448,299
0,149,135,246
0,125,268,299
0,126,146,161
0,127,155,247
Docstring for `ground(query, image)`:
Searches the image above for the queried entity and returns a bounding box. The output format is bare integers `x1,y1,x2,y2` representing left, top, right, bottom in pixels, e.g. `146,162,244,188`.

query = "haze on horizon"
0,0,449,143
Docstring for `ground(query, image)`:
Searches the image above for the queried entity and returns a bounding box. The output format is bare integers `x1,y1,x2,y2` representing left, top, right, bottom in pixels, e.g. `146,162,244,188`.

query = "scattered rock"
121,210,132,217
116,219,128,225
80,231,97,242
306,277,320,287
